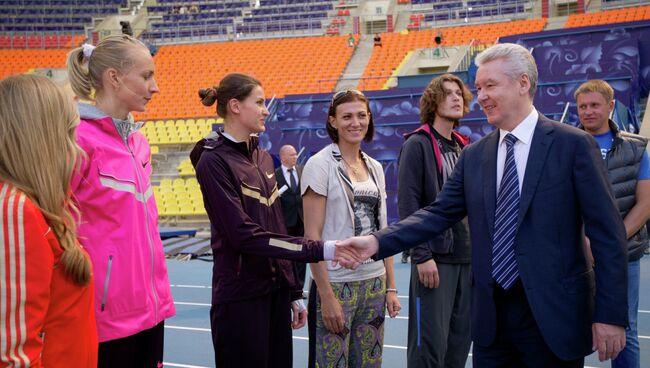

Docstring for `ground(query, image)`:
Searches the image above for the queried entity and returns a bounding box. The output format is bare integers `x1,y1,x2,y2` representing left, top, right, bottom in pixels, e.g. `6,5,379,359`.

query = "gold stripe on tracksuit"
269,238,303,252
240,185,279,207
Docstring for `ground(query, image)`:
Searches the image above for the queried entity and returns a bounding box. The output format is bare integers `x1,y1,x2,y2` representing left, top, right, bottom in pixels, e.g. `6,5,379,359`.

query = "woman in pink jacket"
67,34,175,368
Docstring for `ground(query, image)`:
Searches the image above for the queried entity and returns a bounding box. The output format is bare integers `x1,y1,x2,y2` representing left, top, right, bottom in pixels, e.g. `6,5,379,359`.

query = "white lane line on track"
175,301,211,307
292,336,408,350
166,325,211,332
173,300,649,326
170,284,211,289
163,363,209,368
172,284,650,310
167,326,410,350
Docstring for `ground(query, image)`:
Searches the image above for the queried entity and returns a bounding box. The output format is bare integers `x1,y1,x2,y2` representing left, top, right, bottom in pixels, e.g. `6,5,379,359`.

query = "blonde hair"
574,79,614,103
0,74,91,286
67,34,148,100
475,43,538,99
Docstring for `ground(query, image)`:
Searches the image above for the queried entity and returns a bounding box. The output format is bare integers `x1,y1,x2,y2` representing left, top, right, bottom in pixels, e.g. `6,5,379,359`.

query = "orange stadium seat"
0,49,70,80
359,19,547,90
133,35,354,121
565,5,650,28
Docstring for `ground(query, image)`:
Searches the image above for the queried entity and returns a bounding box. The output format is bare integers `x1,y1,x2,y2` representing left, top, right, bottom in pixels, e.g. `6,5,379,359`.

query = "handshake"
331,235,381,269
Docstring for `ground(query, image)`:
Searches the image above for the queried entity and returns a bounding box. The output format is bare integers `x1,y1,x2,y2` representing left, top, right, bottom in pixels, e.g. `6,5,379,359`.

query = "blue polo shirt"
593,130,650,180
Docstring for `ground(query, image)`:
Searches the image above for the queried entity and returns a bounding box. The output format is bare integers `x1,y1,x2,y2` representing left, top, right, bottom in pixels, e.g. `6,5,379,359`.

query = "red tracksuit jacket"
0,182,97,367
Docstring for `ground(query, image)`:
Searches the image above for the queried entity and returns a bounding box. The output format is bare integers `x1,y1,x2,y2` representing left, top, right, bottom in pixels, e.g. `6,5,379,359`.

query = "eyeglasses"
331,89,365,105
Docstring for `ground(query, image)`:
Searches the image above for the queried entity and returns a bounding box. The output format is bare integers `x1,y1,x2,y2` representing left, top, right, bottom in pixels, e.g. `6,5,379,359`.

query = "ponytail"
198,87,218,107
67,47,94,100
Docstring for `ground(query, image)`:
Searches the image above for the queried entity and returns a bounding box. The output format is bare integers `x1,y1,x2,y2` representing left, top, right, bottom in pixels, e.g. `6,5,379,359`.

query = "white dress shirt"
496,108,539,194
281,164,299,189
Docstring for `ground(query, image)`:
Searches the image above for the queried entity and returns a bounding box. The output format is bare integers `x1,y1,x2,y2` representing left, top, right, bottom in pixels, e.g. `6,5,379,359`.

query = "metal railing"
601,0,650,9
232,18,325,38
316,75,398,93
414,0,533,28
143,17,326,44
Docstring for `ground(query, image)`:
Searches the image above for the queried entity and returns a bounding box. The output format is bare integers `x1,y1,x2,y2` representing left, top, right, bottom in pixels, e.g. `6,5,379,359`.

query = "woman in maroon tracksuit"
191,73,337,368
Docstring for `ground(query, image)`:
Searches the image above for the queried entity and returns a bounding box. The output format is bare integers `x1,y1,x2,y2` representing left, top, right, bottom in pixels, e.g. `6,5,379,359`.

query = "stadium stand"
0,34,85,49
154,177,206,217
408,0,530,25
177,159,196,177
132,35,354,120
140,117,219,145
0,0,124,32
0,49,69,79
146,1,248,40
246,1,333,23
565,4,650,28
144,0,338,40
360,19,547,90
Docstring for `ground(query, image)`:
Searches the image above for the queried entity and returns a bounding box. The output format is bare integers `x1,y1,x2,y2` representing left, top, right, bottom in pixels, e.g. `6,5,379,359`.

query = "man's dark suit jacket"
375,115,628,360
276,165,303,228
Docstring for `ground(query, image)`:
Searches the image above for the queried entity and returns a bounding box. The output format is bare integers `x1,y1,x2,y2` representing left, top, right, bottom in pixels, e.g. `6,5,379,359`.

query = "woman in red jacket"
0,74,97,367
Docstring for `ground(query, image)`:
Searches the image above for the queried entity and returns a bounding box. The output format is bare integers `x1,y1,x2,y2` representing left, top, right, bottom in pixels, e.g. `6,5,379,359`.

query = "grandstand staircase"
335,35,375,90
151,149,193,182
543,15,569,30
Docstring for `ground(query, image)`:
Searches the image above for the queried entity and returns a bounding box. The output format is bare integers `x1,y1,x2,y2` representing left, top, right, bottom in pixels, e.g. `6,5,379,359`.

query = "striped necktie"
492,133,520,290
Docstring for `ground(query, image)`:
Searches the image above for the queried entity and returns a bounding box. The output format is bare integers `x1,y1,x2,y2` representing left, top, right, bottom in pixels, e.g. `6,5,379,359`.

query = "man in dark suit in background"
337,43,628,367
276,144,306,290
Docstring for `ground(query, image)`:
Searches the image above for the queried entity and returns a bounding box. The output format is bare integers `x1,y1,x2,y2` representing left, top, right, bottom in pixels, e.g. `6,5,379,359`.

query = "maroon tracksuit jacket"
191,132,324,304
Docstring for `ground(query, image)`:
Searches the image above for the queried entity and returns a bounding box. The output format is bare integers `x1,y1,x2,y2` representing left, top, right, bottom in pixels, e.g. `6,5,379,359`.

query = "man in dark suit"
276,144,306,289
337,43,628,367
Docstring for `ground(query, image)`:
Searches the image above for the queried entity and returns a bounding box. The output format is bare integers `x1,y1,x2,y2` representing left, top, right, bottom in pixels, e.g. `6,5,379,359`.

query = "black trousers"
407,263,471,368
473,281,584,368
98,321,165,368
211,288,293,368
286,221,306,290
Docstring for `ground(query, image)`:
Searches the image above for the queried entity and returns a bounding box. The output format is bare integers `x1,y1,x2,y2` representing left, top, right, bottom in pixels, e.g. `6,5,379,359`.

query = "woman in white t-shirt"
302,89,400,368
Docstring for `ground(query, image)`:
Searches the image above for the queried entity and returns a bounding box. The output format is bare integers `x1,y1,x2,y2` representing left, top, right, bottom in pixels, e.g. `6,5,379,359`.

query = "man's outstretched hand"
334,235,379,269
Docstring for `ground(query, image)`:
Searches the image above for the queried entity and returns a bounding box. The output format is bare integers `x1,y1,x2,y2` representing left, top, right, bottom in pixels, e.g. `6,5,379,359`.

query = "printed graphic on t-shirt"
593,131,614,161
353,179,379,237
600,148,608,160
434,133,461,182
440,147,461,182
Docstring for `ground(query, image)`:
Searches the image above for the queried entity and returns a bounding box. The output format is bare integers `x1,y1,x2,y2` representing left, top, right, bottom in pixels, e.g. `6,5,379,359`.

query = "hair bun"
198,87,217,107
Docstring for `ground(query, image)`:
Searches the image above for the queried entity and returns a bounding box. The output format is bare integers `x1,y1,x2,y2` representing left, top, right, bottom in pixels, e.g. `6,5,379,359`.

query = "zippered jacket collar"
78,102,143,143
190,129,260,168
404,123,469,175
219,129,260,157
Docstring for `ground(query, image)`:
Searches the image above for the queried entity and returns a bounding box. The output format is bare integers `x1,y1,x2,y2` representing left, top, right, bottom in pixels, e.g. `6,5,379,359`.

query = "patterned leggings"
308,275,386,368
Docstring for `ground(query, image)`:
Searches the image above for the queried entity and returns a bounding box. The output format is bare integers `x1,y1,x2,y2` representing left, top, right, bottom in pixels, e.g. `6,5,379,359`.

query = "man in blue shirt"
576,79,650,368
